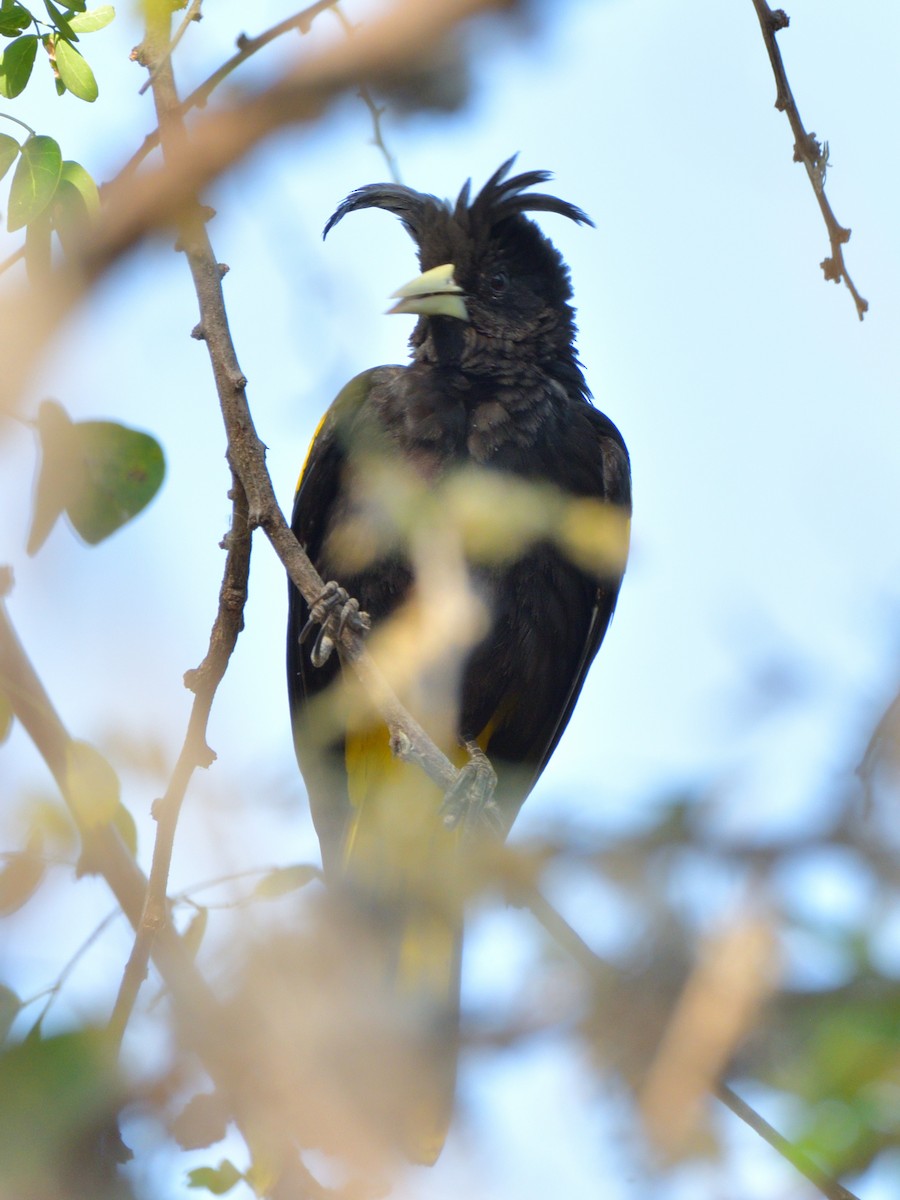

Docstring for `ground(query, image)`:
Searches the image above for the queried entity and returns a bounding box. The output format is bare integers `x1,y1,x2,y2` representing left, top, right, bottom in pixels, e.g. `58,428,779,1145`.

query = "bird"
286,157,631,1164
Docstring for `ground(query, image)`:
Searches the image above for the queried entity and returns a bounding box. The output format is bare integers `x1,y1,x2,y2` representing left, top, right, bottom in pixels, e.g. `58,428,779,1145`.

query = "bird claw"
440,742,502,837
298,581,370,668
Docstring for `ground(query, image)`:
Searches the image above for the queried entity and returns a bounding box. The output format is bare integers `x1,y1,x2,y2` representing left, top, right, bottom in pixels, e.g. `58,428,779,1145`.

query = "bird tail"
340,726,463,1164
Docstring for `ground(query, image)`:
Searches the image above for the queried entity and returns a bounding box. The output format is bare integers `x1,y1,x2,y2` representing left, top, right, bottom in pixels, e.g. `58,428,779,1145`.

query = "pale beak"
387,263,469,321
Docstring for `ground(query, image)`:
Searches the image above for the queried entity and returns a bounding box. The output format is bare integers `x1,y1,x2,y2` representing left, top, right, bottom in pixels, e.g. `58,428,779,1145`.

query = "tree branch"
715,1082,862,1200
750,0,868,320
0,581,325,1196
518,840,860,1200
118,0,341,180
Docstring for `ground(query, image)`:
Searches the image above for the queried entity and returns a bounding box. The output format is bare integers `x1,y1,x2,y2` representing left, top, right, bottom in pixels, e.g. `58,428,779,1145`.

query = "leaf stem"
0,112,34,137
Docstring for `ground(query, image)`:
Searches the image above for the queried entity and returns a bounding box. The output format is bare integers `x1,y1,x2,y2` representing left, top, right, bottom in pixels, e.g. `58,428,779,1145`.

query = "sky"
1,1,900,1197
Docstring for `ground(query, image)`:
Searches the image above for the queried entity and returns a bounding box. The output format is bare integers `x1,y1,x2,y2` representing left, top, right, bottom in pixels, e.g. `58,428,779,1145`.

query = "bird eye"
488,268,509,296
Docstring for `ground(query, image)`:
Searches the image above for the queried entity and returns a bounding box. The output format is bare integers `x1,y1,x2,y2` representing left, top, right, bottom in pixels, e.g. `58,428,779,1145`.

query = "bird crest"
323,155,593,275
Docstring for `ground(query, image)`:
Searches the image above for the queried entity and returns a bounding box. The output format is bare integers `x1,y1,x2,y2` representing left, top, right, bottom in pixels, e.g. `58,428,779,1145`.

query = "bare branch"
750,0,868,320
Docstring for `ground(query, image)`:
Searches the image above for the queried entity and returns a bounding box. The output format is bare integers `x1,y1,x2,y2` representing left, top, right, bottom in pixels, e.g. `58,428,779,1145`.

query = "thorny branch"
750,0,868,320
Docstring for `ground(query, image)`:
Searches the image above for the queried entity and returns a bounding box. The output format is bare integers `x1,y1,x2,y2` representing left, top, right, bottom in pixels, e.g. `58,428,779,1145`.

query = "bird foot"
440,742,502,836
298,581,370,668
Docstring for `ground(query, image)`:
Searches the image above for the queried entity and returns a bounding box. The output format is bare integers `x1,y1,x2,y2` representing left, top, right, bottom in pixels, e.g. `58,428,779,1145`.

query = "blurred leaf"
28,399,166,553
24,206,51,280
0,132,19,181
7,133,61,231
0,33,37,99
0,1030,119,1189
53,36,96,100
0,848,44,915
67,0,87,11
51,177,88,255
65,739,120,828
182,907,208,959
171,1092,229,1151
0,690,12,743
51,163,99,259
58,157,99,214
187,1160,243,1195
0,5,32,36
252,864,321,900
0,985,20,1043
112,801,137,857
68,5,114,32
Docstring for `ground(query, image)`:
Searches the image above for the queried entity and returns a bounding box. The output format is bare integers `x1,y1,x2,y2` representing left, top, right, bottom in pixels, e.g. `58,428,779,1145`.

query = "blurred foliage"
28,399,166,552
0,1,898,1199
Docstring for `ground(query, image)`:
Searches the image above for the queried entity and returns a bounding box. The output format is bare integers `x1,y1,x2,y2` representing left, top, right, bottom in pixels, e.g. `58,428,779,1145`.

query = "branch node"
217,262,230,278
769,8,789,32
129,43,148,66
0,565,13,598
191,323,206,341
229,370,248,391
390,728,413,760
235,31,249,50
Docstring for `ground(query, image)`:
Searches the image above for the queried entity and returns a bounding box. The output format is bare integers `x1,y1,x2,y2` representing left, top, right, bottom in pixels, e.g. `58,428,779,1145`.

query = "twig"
22,907,122,1033
0,591,325,1198
750,1,868,320
333,4,402,182
0,0,512,417
715,1082,862,1200
117,0,340,182
107,477,252,1051
137,0,203,96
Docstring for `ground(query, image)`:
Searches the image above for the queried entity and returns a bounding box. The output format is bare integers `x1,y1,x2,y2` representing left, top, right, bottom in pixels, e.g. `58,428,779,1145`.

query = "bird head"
323,156,594,374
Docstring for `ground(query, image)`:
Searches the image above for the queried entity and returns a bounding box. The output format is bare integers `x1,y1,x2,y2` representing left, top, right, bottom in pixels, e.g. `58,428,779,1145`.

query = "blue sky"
1,2,899,1197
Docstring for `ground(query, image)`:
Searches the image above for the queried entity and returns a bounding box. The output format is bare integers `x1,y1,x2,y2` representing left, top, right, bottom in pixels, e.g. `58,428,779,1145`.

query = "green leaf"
67,0,87,11
53,36,96,100
51,162,99,257
59,158,99,214
64,739,120,828
0,4,31,36
0,133,19,182
0,985,20,1043
187,1160,243,1195
42,0,76,40
28,399,166,552
253,864,321,899
68,5,114,33
7,133,61,232
0,33,37,99
0,1031,120,1187
68,419,166,543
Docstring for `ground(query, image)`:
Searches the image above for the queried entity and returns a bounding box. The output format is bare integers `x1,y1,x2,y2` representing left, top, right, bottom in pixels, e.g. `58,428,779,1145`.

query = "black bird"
287,158,631,1163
